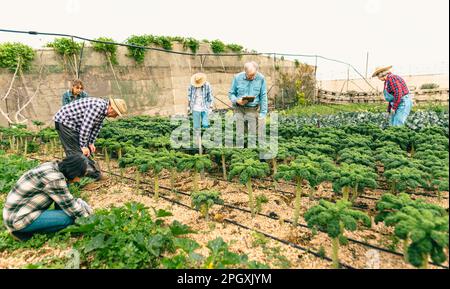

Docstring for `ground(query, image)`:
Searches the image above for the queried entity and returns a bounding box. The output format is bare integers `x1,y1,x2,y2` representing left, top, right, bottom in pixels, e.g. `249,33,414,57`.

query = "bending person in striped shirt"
372,66,413,126
2,155,93,241
53,97,127,180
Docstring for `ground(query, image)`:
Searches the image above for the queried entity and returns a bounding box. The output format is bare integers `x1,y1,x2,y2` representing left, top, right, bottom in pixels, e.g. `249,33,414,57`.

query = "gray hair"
244,61,259,72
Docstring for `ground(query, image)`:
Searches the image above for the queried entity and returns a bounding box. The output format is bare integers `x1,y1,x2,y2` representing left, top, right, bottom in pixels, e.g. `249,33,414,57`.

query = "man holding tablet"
228,61,268,148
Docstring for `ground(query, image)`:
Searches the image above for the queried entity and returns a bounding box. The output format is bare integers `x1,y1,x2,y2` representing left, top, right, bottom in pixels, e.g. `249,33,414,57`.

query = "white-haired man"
228,62,268,148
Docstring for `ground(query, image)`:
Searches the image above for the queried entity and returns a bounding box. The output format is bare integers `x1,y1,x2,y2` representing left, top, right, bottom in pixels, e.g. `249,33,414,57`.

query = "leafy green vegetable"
229,159,269,217
305,200,372,268
191,191,224,222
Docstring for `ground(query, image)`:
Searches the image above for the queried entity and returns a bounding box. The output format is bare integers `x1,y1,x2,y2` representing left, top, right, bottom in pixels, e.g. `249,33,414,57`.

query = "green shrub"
125,35,153,64
226,43,243,53
92,37,118,65
183,37,200,54
47,38,81,57
420,83,439,90
211,40,226,54
0,42,35,72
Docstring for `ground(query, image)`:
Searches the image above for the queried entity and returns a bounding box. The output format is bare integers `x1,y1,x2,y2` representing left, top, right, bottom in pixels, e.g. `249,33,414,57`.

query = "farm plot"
0,110,448,269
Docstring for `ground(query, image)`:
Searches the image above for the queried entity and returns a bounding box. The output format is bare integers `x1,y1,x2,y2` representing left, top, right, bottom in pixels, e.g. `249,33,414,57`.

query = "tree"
229,159,269,217
305,200,372,269
0,43,44,125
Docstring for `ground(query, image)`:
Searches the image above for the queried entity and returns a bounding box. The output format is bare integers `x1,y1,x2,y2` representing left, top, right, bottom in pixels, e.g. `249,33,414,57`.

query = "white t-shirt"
193,88,204,112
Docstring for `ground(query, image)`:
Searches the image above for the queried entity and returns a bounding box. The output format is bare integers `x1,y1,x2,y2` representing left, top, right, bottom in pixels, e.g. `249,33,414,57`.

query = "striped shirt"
2,162,89,232
54,97,108,147
385,73,410,111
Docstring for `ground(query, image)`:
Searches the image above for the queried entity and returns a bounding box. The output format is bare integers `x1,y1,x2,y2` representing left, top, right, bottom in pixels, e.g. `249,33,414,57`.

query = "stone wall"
0,43,297,126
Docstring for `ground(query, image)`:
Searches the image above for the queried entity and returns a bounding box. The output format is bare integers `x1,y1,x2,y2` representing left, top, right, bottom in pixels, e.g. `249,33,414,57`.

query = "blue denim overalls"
384,90,413,126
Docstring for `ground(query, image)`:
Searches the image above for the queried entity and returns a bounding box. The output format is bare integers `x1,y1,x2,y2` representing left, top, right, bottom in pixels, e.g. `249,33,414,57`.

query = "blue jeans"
13,210,74,240
192,111,209,129
384,91,413,126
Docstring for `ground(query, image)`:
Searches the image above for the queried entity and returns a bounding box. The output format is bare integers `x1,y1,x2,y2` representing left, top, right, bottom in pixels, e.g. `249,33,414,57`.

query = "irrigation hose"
0,28,375,87
28,154,449,269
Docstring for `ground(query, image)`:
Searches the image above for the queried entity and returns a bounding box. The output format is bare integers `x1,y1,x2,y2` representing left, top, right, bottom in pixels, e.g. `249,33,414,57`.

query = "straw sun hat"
109,98,127,117
372,65,393,78
191,73,207,88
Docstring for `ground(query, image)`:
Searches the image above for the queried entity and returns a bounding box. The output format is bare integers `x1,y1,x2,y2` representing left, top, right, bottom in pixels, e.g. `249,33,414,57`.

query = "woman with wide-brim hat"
188,72,214,130
372,65,413,126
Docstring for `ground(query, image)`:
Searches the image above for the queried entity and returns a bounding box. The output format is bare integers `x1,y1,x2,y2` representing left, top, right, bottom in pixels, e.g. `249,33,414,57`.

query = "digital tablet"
242,96,256,102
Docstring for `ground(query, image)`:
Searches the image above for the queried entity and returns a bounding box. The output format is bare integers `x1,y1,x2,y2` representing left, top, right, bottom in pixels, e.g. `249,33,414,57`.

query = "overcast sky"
1,0,448,79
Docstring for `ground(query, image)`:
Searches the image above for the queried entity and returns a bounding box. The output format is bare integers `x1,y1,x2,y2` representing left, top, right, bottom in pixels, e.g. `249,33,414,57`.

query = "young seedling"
275,159,321,226
229,159,269,217
191,191,224,222
255,195,269,214
305,199,372,269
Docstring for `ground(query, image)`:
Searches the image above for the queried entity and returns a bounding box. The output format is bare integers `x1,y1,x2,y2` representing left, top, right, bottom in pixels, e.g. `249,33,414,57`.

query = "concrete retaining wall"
0,43,296,126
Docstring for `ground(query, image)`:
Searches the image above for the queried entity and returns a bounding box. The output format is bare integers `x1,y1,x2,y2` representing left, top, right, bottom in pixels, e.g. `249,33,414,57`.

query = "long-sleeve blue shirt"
228,72,268,118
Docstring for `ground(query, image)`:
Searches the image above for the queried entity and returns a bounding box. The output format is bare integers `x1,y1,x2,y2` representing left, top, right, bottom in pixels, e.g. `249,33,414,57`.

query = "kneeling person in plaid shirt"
53,97,127,180
2,155,93,241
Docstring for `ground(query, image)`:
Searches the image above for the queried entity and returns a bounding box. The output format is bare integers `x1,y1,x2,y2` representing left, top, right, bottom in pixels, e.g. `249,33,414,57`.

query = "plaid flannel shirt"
187,82,214,112
2,162,89,232
385,73,409,111
62,90,89,106
54,97,108,148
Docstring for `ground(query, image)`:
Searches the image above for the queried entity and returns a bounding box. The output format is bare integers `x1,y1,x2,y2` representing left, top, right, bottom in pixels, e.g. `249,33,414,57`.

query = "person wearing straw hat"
372,66,413,126
188,73,214,130
53,97,127,180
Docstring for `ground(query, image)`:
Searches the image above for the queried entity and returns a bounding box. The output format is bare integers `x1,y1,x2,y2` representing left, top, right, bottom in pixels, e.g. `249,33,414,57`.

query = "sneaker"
9,231,31,242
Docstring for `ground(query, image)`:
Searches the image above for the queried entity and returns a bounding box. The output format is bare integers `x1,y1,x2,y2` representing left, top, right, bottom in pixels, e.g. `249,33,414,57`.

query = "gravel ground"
1,153,447,269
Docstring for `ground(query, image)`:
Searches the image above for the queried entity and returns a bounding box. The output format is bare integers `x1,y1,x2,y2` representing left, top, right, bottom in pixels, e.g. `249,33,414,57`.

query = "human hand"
77,198,93,215
89,144,96,154
81,147,91,157
236,98,249,106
